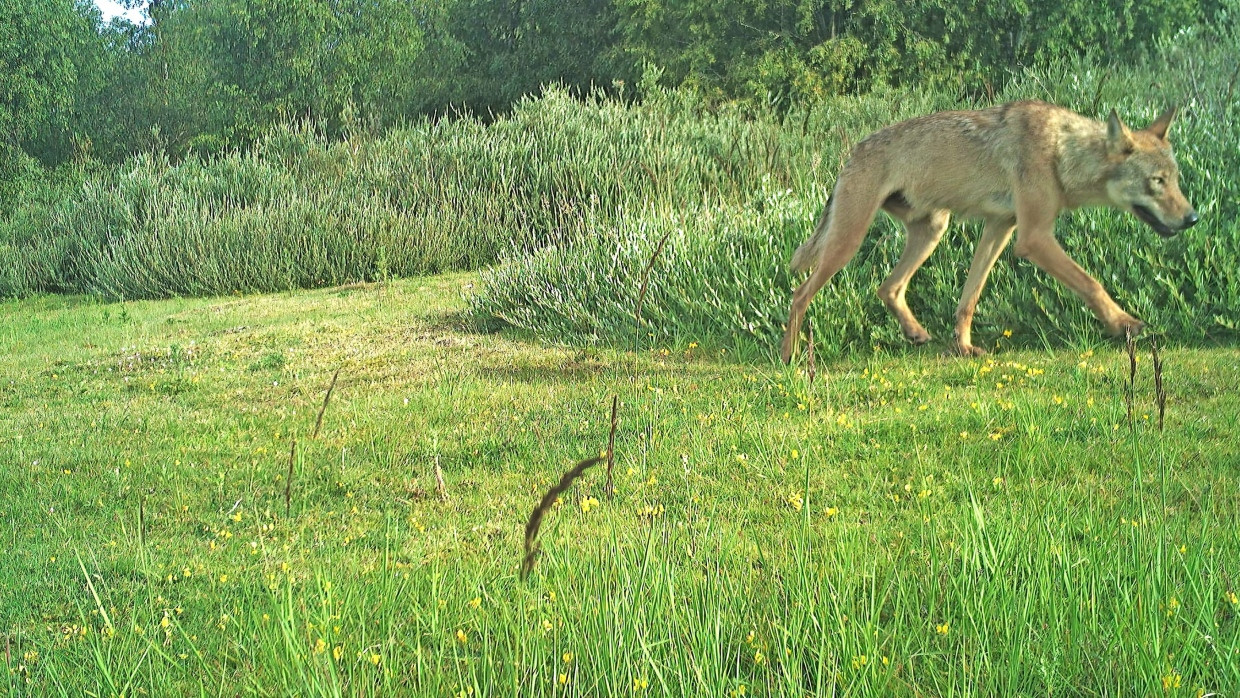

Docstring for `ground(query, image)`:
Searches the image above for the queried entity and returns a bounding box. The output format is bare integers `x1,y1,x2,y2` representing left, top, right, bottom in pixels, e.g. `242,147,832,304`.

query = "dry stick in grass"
629,231,670,479
521,456,605,581
312,368,341,440
1152,337,1166,431
605,395,619,499
434,455,449,502
807,322,817,389
1125,328,1138,426
284,437,297,518
1088,67,1113,116
633,230,673,334
640,162,666,200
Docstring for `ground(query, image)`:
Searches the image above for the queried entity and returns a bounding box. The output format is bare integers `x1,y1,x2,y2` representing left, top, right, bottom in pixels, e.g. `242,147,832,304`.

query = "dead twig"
1225,62,1240,112
1088,67,1113,117
521,457,605,581
1152,337,1166,432
284,437,297,517
312,368,341,440
1125,328,1138,427
633,230,673,334
807,322,817,390
434,455,449,502
605,396,619,499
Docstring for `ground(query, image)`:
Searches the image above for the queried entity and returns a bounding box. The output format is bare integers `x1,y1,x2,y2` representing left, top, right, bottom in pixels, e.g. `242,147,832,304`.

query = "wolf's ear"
1107,109,1135,156
1146,106,1177,141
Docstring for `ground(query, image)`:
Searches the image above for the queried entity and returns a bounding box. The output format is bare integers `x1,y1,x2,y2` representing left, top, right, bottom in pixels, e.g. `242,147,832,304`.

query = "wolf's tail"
790,195,833,273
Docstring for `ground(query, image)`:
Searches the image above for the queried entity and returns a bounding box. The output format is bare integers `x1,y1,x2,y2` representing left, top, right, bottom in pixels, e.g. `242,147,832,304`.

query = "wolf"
781,101,1198,363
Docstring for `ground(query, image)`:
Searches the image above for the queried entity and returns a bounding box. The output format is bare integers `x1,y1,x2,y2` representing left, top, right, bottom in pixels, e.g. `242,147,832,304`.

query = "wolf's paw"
896,316,932,345
779,332,797,365
904,327,932,345
952,343,988,358
1106,315,1146,339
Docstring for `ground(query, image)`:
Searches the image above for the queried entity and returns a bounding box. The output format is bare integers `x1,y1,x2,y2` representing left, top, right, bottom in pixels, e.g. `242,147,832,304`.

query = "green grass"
2,27,1238,695
3,275,1239,695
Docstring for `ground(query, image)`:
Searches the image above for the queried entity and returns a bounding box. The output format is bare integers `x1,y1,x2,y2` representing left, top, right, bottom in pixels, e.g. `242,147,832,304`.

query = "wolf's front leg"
1012,232,1144,338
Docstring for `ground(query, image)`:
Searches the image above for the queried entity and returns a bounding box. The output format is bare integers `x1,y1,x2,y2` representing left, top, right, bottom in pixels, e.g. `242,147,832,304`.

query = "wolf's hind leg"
781,186,885,364
877,209,950,345
953,217,1016,356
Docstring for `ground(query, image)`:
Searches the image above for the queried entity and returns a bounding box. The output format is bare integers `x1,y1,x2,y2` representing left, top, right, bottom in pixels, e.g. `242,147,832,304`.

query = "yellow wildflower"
787,491,804,511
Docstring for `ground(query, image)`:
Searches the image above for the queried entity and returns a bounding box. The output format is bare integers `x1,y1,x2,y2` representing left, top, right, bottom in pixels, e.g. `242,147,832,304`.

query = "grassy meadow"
3,26,1240,697
3,275,1239,696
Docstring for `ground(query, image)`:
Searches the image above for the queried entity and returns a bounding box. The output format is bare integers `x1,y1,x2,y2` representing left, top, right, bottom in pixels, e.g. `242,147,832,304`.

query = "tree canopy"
0,0,1228,166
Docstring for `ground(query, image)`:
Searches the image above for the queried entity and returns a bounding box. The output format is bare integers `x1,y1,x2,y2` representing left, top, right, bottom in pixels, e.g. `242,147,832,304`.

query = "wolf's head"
1105,107,1198,238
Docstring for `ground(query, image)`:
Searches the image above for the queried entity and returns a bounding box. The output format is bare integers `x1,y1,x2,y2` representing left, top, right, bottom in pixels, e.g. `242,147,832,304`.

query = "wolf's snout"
1182,211,1200,229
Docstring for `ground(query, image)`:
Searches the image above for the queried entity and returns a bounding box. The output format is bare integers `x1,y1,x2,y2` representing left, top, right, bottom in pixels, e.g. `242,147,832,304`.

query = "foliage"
2,0,1235,163
3,33,1238,355
0,0,110,176
116,0,463,157
2,86,788,300
0,0,97,146
595,0,1217,104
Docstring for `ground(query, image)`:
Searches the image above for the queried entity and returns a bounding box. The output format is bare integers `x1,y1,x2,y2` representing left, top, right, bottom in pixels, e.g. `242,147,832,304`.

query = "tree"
435,0,621,114
0,0,105,162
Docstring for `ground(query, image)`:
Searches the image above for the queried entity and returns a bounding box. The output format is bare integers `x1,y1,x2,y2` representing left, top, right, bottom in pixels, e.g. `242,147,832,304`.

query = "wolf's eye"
1151,176,1166,186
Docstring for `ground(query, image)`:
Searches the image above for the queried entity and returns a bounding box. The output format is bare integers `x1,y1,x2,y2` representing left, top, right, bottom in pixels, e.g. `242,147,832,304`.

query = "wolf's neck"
1056,122,1116,209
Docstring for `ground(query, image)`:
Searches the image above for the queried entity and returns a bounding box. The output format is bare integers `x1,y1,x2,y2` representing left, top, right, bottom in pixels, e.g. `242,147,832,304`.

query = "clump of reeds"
605,396,618,498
